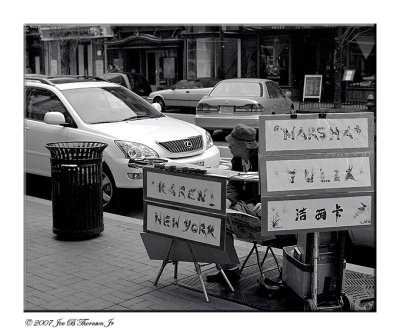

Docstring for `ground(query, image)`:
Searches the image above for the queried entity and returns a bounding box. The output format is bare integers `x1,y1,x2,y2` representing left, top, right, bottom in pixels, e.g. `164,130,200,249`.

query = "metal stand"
153,239,234,303
304,231,355,311
240,243,282,280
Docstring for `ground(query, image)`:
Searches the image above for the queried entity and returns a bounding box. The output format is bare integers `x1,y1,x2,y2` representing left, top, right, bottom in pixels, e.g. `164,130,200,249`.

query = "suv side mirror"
44,112,66,125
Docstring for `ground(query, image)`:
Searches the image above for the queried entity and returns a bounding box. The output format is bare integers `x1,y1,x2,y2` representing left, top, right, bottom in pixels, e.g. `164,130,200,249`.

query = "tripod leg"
154,260,168,286
269,246,282,278
216,264,235,292
240,244,256,274
194,262,209,303
154,239,174,285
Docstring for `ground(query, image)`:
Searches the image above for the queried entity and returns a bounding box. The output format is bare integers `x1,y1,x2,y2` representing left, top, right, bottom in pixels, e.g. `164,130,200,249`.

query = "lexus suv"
24,75,220,207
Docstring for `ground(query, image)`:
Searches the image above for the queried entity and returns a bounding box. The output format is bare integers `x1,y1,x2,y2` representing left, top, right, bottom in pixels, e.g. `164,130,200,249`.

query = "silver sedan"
147,78,219,112
195,78,295,131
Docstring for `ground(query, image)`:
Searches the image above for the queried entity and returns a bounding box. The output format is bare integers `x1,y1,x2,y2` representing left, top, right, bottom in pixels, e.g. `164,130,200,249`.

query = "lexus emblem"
184,140,193,149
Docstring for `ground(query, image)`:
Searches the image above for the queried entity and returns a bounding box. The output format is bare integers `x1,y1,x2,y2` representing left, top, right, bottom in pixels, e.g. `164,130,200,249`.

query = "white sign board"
260,115,372,153
262,154,373,194
145,169,226,214
262,194,373,234
145,203,225,248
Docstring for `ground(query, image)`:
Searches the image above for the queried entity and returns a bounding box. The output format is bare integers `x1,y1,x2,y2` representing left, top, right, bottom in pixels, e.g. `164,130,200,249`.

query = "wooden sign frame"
258,112,375,155
303,75,323,101
143,167,227,215
144,201,226,250
259,151,375,196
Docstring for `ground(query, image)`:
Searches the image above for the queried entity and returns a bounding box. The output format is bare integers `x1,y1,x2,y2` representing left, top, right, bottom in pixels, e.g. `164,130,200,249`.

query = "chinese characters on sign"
259,112,375,235
267,195,372,232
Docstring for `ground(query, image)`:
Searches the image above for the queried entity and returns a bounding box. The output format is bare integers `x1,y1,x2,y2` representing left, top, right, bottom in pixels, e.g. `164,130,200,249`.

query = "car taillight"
197,103,218,113
235,104,264,113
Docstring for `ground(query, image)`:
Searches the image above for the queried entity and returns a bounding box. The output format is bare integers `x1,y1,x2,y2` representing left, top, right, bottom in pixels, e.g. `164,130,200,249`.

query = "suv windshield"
210,82,261,97
63,87,164,124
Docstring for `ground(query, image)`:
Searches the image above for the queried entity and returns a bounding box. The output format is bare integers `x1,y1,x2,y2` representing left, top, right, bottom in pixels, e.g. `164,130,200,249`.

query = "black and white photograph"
3,0,398,334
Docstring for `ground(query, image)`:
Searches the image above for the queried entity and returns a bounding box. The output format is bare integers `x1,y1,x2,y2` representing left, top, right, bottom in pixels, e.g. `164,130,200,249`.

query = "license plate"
192,161,204,166
220,106,234,114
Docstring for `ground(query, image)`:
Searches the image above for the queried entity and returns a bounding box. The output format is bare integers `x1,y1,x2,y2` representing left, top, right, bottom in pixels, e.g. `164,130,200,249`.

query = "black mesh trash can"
45,142,108,239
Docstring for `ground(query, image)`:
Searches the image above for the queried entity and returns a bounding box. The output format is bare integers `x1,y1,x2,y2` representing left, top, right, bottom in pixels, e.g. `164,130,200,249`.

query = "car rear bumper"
195,114,260,130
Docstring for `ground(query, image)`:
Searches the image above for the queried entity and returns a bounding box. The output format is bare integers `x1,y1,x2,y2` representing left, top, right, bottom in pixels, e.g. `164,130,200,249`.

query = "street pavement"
24,196,256,311
24,195,374,312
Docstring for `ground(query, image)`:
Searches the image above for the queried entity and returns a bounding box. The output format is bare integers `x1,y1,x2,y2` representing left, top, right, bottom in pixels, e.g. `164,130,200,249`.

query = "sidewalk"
24,196,374,312
24,196,257,311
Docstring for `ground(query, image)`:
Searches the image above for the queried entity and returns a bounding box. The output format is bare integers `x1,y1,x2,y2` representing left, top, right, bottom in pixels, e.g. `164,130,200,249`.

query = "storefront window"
187,37,238,79
260,36,289,85
241,37,257,78
348,34,376,88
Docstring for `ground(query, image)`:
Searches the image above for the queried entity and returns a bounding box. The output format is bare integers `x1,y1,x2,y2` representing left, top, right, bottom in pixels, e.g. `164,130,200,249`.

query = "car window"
199,78,218,88
62,86,164,124
266,82,278,98
174,80,201,89
272,82,285,98
210,82,261,97
106,74,128,88
25,87,72,123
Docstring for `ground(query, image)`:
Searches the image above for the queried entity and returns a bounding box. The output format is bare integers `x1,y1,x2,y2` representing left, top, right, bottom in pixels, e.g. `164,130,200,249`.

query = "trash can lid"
45,142,108,160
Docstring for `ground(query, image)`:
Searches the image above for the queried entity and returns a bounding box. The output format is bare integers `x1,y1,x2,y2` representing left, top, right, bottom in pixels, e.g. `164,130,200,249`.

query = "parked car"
146,78,219,112
102,72,152,96
24,75,220,208
195,78,295,131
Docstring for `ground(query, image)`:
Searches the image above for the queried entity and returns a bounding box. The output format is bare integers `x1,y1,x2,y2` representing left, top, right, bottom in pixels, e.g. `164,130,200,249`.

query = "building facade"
25,24,376,102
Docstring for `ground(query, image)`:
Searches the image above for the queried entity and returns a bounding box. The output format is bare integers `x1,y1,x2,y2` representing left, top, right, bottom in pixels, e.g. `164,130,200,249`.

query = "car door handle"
25,126,30,131
186,91,190,93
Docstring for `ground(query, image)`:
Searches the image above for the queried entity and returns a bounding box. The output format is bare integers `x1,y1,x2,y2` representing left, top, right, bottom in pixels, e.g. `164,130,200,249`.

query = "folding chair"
226,212,282,281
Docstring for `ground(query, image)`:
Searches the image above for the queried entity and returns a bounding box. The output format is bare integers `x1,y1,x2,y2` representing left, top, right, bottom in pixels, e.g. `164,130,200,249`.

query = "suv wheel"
102,168,115,208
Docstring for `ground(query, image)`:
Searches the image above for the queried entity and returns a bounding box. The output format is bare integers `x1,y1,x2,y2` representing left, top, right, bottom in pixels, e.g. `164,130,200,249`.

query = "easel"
153,238,234,303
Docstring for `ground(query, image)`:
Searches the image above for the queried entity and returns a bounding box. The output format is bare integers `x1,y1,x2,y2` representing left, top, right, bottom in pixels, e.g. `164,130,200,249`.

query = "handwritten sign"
144,202,225,249
144,168,226,214
259,113,374,154
259,112,375,234
260,152,374,195
262,194,374,234
303,75,322,101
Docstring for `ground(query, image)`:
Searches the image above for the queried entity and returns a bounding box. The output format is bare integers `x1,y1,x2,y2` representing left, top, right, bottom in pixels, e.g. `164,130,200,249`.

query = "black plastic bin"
45,142,108,239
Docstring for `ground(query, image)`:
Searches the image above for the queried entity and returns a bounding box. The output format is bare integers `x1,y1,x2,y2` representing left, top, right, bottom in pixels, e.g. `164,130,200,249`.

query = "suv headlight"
206,131,213,149
115,140,159,159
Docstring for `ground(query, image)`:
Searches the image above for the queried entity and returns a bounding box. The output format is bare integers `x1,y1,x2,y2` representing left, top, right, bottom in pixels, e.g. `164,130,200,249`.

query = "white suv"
24,75,220,207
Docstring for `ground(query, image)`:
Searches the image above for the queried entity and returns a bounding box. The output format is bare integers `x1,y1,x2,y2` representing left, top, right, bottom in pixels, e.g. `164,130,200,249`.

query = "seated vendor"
206,124,262,283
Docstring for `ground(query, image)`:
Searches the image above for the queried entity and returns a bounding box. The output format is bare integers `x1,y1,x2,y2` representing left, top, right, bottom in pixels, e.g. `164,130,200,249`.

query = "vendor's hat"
225,124,258,149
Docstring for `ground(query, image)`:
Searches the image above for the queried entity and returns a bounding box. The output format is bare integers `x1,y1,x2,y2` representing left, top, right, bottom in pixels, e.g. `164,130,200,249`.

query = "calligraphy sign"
260,152,374,195
303,75,322,101
261,193,374,235
258,112,375,155
144,167,226,214
144,202,225,249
